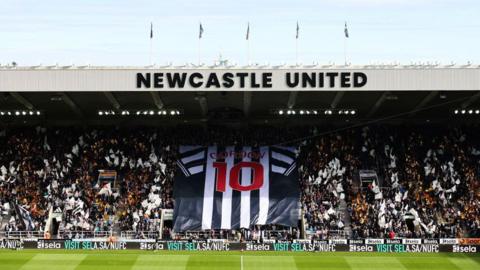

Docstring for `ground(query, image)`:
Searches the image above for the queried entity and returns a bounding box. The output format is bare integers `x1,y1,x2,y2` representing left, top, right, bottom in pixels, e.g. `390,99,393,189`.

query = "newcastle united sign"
136,72,368,90
1,67,479,92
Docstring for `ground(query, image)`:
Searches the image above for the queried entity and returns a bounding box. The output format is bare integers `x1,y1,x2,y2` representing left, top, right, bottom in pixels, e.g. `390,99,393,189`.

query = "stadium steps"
0,214,11,230
338,199,352,238
352,169,360,193
112,219,122,237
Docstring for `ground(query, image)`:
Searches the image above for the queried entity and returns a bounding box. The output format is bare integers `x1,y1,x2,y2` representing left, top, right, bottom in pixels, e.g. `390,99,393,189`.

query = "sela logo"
37,240,62,249
453,245,477,253
349,245,373,252
213,162,264,192
246,243,270,251
140,242,164,250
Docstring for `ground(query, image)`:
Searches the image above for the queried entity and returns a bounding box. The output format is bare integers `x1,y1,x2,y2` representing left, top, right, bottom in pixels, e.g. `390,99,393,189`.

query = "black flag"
296,21,299,39
199,23,204,39
344,22,349,38
150,22,153,39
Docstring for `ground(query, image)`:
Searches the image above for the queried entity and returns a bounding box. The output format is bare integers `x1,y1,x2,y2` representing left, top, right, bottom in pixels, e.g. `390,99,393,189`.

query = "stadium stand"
0,125,479,240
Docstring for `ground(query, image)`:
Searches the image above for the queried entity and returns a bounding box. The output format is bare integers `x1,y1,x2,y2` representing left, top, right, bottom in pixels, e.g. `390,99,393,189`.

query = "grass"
0,250,479,270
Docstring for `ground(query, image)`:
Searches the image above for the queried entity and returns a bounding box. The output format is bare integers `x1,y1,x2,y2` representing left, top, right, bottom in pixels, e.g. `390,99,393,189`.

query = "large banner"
173,146,300,231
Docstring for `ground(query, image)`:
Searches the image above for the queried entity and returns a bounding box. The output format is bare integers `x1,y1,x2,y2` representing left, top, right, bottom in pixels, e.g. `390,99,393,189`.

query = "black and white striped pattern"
72,206,83,216
14,204,35,231
173,145,300,232
270,146,297,176
177,146,207,177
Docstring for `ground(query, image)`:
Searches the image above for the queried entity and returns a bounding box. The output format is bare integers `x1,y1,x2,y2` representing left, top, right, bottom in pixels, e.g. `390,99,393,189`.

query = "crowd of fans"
348,126,480,239
0,125,479,240
0,127,177,235
299,130,358,239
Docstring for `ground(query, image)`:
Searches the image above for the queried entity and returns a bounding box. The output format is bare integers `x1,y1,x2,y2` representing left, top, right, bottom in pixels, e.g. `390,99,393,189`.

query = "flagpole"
296,38,299,66
149,21,153,66
150,37,153,66
295,22,299,66
247,39,250,66
198,23,202,66
344,21,349,66
246,23,250,66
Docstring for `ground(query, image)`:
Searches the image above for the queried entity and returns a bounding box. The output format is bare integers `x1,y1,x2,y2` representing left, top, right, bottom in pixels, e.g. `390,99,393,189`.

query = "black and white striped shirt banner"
173,145,300,231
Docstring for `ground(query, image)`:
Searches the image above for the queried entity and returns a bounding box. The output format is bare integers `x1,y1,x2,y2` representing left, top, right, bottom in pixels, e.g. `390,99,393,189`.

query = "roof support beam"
461,91,480,109
243,92,252,117
195,94,208,117
61,93,83,118
409,91,438,116
367,91,389,118
150,92,164,109
330,92,345,109
103,92,121,110
11,93,34,110
287,91,298,109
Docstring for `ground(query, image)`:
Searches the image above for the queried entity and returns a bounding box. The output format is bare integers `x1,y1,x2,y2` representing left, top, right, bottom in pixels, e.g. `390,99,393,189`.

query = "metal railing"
59,231,113,239
1,230,159,240
170,229,303,241
0,231,45,239
1,229,346,240
0,230,115,239
305,229,347,239
120,231,160,239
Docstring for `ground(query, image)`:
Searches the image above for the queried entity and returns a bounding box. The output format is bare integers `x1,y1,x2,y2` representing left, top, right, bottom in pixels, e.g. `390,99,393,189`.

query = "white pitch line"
241,255,244,270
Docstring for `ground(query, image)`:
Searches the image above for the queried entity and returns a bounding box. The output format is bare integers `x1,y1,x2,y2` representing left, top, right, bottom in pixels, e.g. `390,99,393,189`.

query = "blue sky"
0,0,479,66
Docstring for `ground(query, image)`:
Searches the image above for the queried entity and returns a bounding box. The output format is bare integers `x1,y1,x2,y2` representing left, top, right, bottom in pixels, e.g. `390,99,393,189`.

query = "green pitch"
0,250,479,270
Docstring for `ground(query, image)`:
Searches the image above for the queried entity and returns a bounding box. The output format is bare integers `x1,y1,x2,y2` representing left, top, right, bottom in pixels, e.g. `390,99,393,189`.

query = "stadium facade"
0,64,479,125
0,64,479,253
1,64,479,92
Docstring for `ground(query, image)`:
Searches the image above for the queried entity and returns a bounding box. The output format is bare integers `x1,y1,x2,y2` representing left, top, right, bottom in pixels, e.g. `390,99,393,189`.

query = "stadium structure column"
330,92,345,109
409,91,438,116
103,92,121,111
60,93,84,118
194,93,208,117
11,93,34,110
150,92,164,109
287,92,298,109
461,91,480,108
367,91,389,118
243,92,252,117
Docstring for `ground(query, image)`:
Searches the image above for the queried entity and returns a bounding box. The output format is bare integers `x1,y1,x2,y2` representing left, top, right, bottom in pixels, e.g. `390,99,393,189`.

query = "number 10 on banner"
213,162,264,192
